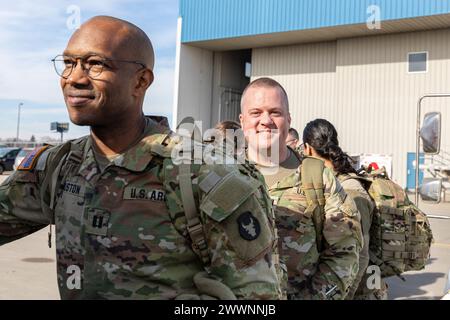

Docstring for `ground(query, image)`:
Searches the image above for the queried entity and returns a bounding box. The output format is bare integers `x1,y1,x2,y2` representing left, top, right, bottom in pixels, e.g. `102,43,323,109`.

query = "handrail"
416,94,450,205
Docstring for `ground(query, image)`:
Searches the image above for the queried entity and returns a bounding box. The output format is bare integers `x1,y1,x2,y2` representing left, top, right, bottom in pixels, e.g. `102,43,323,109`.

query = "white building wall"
252,28,450,187
176,44,214,128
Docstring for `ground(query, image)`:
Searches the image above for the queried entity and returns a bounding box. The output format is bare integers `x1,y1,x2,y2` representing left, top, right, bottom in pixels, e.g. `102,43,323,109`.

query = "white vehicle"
13,148,34,170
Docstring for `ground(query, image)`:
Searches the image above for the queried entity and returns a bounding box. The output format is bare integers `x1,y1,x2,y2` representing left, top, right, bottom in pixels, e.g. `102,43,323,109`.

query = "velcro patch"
86,208,111,236
17,145,51,171
199,171,261,222
123,187,166,201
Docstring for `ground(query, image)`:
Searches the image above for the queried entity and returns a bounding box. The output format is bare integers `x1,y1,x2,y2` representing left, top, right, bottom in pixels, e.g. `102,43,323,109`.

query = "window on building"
245,62,252,78
408,52,428,73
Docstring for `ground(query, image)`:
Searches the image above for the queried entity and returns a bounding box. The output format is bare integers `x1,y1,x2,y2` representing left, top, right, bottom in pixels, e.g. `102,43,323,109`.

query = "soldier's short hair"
241,77,289,112
288,128,299,140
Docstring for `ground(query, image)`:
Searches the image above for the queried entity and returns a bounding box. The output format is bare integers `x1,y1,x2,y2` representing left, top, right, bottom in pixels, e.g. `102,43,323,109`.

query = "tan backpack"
339,167,434,278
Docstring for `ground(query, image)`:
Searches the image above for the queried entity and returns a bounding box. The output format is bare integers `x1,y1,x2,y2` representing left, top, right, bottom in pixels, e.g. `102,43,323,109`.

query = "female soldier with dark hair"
302,119,387,300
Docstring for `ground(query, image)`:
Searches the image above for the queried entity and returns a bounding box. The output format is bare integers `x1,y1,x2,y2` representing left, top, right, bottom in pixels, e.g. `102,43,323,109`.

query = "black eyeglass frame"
51,54,147,79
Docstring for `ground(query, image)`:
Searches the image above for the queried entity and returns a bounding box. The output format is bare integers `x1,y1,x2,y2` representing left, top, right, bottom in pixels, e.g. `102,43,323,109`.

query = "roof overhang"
183,14,450,51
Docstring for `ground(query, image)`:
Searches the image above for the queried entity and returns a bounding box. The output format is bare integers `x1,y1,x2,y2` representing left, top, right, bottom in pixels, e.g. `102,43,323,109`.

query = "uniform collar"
113,118,171,172
79,117,172,177
78,138,100,182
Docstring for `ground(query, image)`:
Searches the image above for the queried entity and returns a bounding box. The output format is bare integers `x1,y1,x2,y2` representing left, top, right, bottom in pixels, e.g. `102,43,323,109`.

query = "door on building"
220,88,242,122
407,152,424,191
214,49,251,124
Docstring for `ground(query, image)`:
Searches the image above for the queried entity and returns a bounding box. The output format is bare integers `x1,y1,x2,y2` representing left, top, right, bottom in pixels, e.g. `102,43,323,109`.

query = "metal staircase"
426,149,450,177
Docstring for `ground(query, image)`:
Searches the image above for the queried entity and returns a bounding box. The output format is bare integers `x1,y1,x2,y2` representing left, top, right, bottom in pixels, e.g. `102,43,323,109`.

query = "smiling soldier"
240,77,363,300
0,16,282,300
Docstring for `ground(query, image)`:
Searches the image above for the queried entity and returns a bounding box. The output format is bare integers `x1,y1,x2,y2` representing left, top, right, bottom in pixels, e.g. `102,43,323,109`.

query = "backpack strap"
39,138,87,248
300,157,326,251
171,118,213,267
178,163,211,266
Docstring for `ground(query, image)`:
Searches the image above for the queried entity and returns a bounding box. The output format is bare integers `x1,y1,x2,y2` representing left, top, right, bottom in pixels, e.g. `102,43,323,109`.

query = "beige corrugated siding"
252,28,450,187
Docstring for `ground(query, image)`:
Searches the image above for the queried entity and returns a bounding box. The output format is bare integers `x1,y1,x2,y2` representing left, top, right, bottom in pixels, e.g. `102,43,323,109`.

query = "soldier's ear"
134,69,154,96
239,114,244,128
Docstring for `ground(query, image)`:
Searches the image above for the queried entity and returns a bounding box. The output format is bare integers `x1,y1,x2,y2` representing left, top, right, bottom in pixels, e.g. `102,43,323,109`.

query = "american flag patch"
17,145,51,171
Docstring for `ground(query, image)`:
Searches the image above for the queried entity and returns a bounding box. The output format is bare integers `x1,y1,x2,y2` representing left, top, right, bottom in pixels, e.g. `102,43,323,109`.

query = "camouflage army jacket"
0,117,281,300
269,164,363,300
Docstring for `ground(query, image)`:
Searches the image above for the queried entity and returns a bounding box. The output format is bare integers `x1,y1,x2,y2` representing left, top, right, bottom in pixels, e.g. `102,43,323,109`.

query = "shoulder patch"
17,145,51,171
238,211,261,241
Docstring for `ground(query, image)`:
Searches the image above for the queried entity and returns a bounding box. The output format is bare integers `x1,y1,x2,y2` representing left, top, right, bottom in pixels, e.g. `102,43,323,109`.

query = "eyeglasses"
51,54,146,79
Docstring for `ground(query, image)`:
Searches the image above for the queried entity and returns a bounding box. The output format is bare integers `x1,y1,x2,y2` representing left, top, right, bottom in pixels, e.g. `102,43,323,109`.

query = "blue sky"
0,0,178,141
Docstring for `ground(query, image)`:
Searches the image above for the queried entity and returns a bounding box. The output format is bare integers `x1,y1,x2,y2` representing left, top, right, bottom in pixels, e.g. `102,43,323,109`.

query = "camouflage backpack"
339,167,434,278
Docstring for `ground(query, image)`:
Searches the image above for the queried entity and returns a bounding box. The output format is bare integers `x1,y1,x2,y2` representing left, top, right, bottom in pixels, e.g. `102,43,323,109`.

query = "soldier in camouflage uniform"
0,16,282,300
239,77,363,300
302,118,388,300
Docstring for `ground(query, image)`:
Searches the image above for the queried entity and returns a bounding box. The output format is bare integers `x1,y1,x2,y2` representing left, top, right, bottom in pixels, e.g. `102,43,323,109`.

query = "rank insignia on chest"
237,211,261,241
85,208,111,236
123,187,166,202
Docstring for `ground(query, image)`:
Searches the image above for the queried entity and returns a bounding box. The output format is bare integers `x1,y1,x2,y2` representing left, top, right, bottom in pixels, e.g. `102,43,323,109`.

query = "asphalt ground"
0,172,449,300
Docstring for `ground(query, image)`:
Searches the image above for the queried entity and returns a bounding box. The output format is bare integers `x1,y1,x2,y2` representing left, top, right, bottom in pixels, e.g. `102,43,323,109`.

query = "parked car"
0,148,21,174
13,148,35,171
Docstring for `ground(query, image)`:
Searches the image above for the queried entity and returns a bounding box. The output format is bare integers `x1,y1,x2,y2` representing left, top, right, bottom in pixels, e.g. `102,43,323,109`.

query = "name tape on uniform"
63,181,85,197
123,187,166,202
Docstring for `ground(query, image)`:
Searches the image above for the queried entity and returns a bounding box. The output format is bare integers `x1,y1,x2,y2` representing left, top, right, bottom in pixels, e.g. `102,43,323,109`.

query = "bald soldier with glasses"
0,16,282,300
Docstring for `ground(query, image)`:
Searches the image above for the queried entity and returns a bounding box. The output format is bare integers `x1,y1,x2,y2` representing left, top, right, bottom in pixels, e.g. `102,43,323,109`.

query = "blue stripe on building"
180,0,450,42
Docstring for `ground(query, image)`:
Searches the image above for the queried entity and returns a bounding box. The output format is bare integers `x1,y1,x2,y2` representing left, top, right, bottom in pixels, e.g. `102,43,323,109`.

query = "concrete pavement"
0,228,59,300
0,172,59,300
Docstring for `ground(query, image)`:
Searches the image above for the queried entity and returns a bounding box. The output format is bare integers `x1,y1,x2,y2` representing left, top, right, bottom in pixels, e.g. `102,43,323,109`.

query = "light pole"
16,102,23,147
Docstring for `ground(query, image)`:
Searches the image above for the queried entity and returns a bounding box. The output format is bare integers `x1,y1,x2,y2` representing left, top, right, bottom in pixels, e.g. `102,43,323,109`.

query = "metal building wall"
252,41,338,134
180,0,450,43
252,28,450,187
